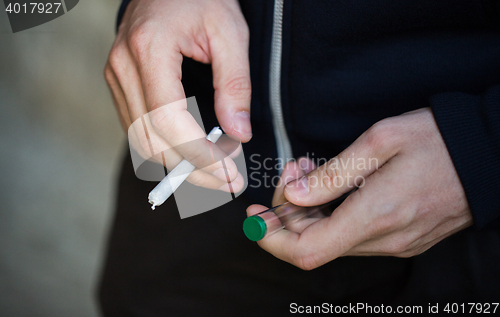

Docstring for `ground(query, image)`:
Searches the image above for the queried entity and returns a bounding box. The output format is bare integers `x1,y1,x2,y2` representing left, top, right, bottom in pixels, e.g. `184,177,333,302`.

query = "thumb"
210,23,252,142
272,157,317,206
284,122,400,205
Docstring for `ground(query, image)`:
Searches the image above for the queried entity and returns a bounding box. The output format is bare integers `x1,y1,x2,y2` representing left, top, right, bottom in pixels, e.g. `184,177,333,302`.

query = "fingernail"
285,176,309,198
232,111,252,137
299,158,309,172
213,168,231,182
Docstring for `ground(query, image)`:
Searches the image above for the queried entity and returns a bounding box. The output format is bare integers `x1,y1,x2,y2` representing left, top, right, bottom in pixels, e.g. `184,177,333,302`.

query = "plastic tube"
243,201,335,241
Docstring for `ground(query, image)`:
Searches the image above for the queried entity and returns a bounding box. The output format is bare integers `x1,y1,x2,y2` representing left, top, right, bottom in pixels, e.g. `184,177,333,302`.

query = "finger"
185,168,245,193
166,140,246,191
279,202,329,235
210,19,252,142
112,65,230,191
104,62,132,131
218,170,245,193
134,51,239,181
113,41,236,185
258,159,402,269
298,157,316,174
246,203,326,239
272,160,306,206
158,132,239,180
216,134,243,159
109,42,176,165
284,216,326,235
284,120,401,206
256,196,369,269
246,204,269,217
127,124,230,189
324,157,419,258
180,168,230,191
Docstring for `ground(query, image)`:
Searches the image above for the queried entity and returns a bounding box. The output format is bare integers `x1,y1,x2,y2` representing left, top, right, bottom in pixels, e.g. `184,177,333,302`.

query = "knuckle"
367,206,414,238
216,12,249,43
108,45,125,71
365,118,400,152
186,147,211,168
389,205,417,230
149,107,176,136
127,24,153,59
135,133,153,158
384,235,414,255
235,21,250,42
186,170,211,187
103,64,114,83
398,207,416,228
225,76,251,99
292,252,319,271
367,213,398,237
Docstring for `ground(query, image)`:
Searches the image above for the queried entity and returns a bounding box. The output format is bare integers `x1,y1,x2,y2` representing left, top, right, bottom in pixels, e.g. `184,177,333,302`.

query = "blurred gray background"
0,1,123,316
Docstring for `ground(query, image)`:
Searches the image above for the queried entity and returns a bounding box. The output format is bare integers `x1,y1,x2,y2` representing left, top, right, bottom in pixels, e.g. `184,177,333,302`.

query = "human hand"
247,108,473,270
269,157,317,207
104,0,251,191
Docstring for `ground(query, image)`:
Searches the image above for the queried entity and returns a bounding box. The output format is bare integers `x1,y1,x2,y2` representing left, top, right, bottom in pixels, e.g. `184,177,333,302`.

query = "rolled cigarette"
148,127,223,210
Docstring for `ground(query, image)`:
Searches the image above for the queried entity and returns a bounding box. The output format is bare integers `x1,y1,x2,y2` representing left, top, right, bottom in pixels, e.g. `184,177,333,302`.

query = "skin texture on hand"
104,0,251,192
247,108,473,270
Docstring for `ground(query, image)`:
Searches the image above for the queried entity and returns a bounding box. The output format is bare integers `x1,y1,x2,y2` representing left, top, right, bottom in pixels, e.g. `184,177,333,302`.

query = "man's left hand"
247,108,473,270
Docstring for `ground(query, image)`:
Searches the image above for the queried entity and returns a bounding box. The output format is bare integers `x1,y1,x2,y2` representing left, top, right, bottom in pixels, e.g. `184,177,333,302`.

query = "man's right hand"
104,0,251,192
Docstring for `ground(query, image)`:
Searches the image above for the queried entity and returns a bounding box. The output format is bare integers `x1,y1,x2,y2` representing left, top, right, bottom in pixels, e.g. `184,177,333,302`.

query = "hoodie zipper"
269,0,293,173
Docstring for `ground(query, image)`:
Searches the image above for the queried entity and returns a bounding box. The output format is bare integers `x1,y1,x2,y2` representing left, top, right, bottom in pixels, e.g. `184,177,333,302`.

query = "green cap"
243,216,267,241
